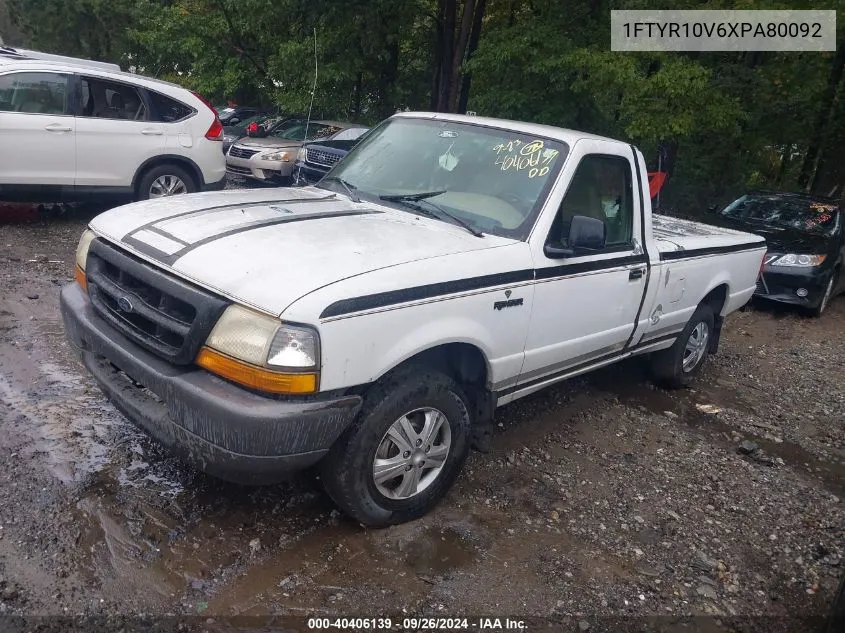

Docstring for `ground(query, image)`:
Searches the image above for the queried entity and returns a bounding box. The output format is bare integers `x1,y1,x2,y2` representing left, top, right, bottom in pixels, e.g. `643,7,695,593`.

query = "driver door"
512,140,648,398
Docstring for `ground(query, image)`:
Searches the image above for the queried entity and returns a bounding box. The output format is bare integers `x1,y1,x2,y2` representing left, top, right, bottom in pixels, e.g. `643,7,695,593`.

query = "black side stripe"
125,210,381,266
320,254,647,319
497,332,680,398
320,269,535,319
659,242,765,261
535,254,647,280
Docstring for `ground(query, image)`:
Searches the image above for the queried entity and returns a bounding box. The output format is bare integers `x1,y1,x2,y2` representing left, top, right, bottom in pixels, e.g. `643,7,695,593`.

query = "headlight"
196,304,320,394
75,229,96,271
261,151,291,162
768,253,826,267
296,146,307,162
74,229,96,292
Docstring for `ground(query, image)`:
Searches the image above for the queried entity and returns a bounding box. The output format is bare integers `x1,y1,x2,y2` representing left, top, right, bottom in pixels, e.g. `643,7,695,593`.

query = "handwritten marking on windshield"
493,139,559,178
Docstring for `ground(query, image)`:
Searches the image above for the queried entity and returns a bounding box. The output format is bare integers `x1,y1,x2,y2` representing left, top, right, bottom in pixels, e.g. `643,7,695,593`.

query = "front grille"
86,240,228,365
306,147,342,168
228,146,260,160
226,165,253,176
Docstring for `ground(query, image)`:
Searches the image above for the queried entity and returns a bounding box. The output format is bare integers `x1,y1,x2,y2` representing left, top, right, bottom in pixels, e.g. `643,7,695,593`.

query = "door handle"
141,128,163,136
629,268,644,280
44,124,72,132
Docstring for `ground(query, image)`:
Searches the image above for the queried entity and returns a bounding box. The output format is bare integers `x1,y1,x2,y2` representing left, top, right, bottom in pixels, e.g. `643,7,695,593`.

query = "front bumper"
755,266,832,308
292,161,329,185
226,153,294,182
60,283,362,484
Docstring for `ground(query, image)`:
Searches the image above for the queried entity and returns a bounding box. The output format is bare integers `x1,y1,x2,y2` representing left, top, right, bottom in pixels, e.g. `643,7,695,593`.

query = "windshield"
271,121,344,141
322,117,568,239
720,194,840,235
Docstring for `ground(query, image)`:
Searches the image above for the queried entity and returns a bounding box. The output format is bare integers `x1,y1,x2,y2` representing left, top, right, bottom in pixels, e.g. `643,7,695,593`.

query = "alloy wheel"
372,407,452,500
682,322,709,373
149,175,188,198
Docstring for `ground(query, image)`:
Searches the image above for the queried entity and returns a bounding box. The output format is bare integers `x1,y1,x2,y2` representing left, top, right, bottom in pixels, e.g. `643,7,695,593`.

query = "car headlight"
261,151,291,162
74,229,97,292
196,304,320,394
296,146,307,162
767,253,827,267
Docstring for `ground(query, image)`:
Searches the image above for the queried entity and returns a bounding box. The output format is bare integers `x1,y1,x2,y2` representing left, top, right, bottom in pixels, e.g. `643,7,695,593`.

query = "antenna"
296,28,318,185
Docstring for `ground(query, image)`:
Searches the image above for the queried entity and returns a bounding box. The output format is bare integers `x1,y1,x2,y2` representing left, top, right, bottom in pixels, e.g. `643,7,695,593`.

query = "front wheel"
320,367,471,527
811,273,837,318
650,304,715,389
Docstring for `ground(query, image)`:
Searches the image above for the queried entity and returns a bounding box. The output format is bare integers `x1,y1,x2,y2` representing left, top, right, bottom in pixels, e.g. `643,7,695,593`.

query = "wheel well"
386,343,494,427
396,343,489,390
133,156,202,194
701,284,728,353
702,284,728,316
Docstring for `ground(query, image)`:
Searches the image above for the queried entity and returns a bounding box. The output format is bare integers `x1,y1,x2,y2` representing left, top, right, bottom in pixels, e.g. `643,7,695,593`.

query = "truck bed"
652,214,763,255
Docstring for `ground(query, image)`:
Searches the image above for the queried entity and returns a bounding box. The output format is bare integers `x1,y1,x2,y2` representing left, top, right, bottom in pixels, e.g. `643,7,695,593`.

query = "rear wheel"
650,304,715,389
320,367,471,527
137,164,196,201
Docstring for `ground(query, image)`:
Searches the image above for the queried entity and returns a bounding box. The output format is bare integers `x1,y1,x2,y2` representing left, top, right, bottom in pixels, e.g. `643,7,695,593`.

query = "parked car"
216,105,263,126
226,120,365,183
707,191,844,316
221,113,280,152
292,127,370,185
0,48,226,202
62,112,766,526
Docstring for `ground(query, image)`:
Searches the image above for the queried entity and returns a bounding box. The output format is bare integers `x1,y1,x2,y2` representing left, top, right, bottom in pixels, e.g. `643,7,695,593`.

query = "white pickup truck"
61,112,766,526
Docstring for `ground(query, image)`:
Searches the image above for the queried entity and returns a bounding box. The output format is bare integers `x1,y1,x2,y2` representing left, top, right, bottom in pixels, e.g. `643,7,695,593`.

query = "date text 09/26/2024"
307,617,528,630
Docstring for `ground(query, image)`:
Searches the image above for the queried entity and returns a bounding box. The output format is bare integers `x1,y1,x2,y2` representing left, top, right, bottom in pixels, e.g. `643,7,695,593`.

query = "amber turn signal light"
75,265,88,293
195,347,318,395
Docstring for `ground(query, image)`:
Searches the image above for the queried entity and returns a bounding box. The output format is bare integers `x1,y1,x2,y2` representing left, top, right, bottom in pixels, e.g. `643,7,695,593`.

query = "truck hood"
88,187,512,317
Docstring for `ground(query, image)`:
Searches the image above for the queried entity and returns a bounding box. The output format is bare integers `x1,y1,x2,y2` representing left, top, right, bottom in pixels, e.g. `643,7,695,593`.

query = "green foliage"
7,0,845,206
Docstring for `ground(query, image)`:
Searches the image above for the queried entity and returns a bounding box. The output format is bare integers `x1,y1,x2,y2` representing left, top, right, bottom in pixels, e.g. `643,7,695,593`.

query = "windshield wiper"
379,192,484,238
321,176,360,203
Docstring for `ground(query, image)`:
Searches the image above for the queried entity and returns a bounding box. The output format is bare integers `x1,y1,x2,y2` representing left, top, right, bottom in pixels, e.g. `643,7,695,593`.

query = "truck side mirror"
544,215,606,259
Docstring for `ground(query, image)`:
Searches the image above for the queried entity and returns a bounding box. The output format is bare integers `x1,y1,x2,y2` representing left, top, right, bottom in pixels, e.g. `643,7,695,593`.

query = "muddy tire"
650,303,715,389
320,366,471,527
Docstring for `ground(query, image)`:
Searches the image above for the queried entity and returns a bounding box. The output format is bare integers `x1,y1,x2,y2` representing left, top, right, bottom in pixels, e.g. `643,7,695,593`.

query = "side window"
79,77,148,121
147,91,193,122
548,154,634,249
0,72,69,115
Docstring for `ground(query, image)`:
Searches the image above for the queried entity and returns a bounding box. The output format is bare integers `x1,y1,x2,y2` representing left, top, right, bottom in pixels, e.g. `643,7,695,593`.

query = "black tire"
650,303,715,389
136,164,197,201
811,272,838,318
320,366,471,527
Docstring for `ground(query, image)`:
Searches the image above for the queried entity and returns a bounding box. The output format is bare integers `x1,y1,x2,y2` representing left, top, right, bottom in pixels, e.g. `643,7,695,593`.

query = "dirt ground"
0,204,843,632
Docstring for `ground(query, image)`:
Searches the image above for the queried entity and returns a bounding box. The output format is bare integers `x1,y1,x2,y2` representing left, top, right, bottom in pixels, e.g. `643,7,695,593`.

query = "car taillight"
205,117,223,141
190,91,223,141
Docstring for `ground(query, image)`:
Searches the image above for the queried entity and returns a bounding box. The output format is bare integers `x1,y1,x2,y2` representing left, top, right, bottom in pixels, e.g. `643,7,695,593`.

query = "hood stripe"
122,194,337,242
123,209,382,266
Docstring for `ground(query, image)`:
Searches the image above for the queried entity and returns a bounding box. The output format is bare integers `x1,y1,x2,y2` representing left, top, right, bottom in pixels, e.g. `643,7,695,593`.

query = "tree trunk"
457,0,486,113
377,40,400,119
353,71,362,119
774,148,790,188
435,0,456,112
446,0,475,112
798,47,845,190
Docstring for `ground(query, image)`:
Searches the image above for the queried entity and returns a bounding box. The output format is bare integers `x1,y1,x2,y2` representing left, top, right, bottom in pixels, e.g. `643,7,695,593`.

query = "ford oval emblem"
117,296,133,313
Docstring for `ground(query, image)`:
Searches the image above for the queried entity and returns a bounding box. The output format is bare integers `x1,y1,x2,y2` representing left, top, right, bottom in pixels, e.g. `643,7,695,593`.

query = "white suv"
0,47,226,202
